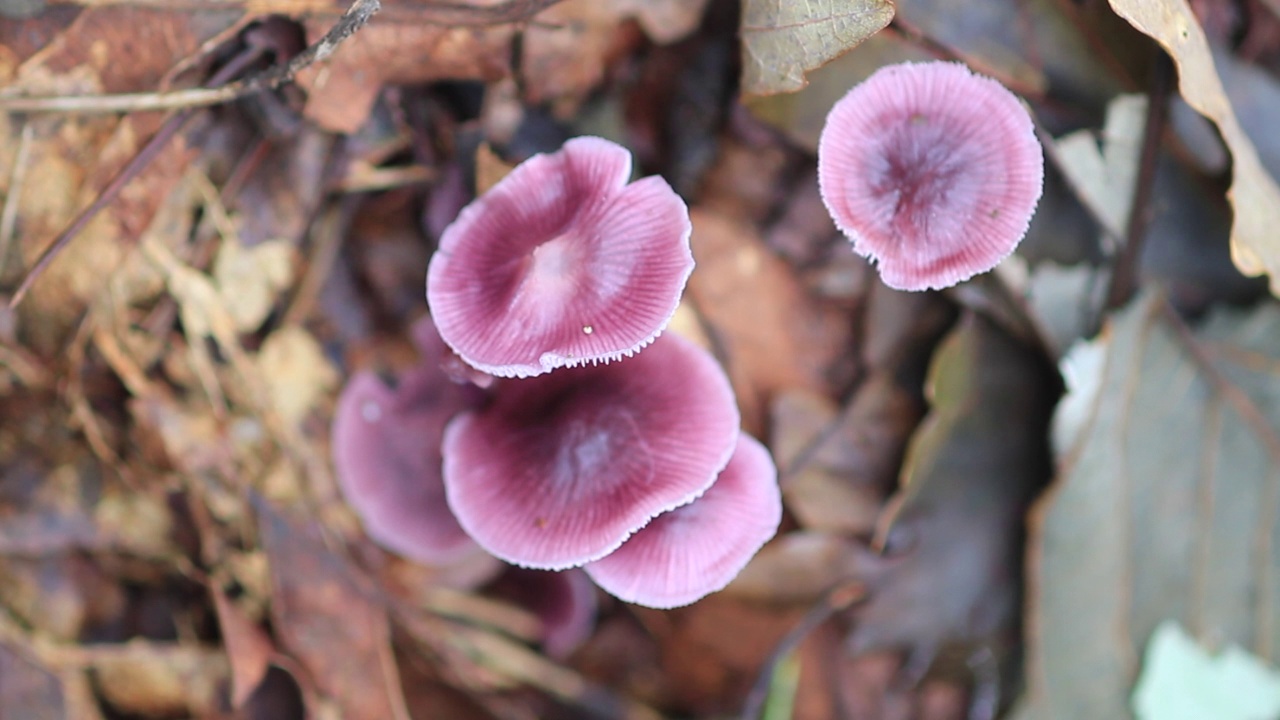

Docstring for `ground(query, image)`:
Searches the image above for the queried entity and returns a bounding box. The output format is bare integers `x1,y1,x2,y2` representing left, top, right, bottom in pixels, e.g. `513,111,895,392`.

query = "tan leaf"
213,238,296,333
740,0,894,97
1108,0,1280,294
256,326,337,429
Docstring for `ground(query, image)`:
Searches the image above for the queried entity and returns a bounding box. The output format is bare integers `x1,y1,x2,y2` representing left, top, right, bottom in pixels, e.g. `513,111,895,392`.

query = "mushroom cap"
817,61,1044,291
491,568,598,660
584,433,781,609
426,136,694,378
440,333,740,570
331,318,479,564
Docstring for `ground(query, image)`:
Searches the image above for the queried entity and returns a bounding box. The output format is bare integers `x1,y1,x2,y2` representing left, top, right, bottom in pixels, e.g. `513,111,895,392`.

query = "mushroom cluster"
817,61,1045,291
334,137,781,611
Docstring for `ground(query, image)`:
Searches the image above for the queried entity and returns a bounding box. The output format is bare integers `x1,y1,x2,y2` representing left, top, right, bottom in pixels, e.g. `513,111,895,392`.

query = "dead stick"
8,0,380,308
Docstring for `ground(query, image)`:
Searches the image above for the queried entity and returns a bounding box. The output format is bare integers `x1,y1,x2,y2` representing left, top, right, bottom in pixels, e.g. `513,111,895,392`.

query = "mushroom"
583,433,781,609
426,136,694,378
489,568,598,659
817,61,1044,291
331,316,482,564
440,332,740,570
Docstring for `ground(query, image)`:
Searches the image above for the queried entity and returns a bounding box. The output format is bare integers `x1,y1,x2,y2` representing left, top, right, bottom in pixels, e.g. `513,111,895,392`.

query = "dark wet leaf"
845,314,1057,669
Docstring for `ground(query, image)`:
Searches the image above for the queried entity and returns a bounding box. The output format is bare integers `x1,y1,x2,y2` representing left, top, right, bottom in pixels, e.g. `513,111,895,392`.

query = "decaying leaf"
256,326,338,429
213,237,296,334
1107,0,1280,293
91,644,230,718
1015,293,1280,718
740,0,894,96
259,505,411,720
685,209,851,434
845,313,1057,673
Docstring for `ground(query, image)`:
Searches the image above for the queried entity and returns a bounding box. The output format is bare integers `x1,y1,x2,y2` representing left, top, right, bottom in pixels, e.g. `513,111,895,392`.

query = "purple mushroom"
584,433,781,609
490,568,598,659
817,61,1044,291
440,332,740,570
331,317,480,564
426,136,694,378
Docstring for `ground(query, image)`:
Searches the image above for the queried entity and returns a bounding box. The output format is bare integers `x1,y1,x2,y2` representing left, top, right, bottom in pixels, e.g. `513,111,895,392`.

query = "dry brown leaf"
260,506,411,720
296,19,513,133
1108,0,1280,293
520,0,710,106
685,208,851,434
211,586,275,708
740,0,894,97
2,8,238,350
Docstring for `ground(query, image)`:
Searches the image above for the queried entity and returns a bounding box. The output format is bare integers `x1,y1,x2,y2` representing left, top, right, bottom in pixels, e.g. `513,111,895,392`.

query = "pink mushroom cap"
331,317,479,564
584,433,781,609
817,61,1044,291
426,136,694,378
440,333,740,570
491,568,598,660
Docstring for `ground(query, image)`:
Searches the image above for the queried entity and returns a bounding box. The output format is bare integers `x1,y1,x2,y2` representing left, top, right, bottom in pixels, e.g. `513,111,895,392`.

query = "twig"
739,581,864,720
5,42,261,308
6,0,380,309
0,122,34,279
0,0,566,115
1105,52,1173,310
0,0,382,115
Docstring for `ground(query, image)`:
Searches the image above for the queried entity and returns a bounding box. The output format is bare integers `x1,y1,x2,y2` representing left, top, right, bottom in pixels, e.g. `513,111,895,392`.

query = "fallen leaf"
211,587,275,708
296,19,512,133
214,237,296,333
256,326,337,428
1131,620,1280,720
740,0,894,97
259,505,411,720
1015,293,1280,718
1108,0,1280,293
1052,94,1148,241
727,531,858,605
0,643,62,719
746,32,932,151
91,644,230,718
845,313,1057,672
685,208,851,434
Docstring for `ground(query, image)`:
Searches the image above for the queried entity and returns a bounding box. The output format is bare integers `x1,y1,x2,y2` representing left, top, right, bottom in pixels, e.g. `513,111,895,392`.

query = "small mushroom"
331,317,481,564
427,136,694,378
440,333,740,570
817,61,1044,291
584,433,782,609
490,568,598,660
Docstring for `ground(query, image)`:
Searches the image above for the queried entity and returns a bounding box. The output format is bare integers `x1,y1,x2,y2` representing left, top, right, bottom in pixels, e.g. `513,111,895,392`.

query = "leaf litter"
2,0,1280,718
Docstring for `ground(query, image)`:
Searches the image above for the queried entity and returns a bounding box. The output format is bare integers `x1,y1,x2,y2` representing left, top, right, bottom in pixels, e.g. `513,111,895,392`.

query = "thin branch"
739,581,864,720
1105,52,1173,310
0,121,34,279
7,0,382,308
1,0,381,115
0,0,566,115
